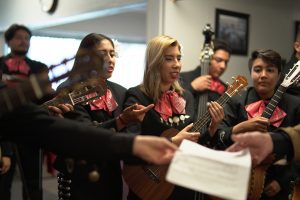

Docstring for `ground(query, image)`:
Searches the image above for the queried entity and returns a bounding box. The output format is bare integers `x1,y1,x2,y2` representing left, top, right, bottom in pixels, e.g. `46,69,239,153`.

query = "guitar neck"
261,85,287,119
40,84,106,110
40,95,72,110
197,60,210,119
191,92,230,132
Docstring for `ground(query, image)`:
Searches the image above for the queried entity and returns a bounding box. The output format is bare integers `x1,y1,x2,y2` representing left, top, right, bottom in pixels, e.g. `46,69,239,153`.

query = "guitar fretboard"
40,96,72,110
261,85,287,119
191,92,230,132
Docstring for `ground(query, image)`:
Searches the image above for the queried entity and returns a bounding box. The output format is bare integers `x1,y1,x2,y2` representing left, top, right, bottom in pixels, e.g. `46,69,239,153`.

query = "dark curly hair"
4,24,32,43
248,49,282,73
213,39,232,55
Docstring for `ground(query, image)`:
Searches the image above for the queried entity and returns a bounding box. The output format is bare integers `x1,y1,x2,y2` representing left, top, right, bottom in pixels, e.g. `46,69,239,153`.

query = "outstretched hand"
132,135,178,165
226,132,273,167
121,103,154,124
172,123,200,146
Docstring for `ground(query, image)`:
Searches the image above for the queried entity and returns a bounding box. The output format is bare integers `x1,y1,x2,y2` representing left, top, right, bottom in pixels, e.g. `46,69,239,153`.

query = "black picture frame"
295,21,300,40
215,9,249,55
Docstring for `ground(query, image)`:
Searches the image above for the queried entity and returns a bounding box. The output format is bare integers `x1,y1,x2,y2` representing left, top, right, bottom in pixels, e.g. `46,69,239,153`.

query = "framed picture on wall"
215,9,249,55
295,21,300,40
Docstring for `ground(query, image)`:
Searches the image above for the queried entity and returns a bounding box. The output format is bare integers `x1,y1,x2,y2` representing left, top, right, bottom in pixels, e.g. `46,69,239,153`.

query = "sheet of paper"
166,140,251,200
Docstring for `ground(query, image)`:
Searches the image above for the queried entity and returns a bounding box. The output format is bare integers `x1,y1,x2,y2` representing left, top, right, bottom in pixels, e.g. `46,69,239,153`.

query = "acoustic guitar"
0,49,106,115
122,75,248,200
290,178,300,200
247,60,300,200
40,79,106,110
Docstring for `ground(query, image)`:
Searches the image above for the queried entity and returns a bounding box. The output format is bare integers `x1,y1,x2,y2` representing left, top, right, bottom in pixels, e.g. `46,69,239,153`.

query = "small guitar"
248,60,300,200
41,80,106,110
0,49,106,115
290,178,300,200
122,75,248,200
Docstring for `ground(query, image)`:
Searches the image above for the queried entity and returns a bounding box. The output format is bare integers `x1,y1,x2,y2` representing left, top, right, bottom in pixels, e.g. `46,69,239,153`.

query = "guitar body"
293,186,300,200
246,151,275,200
122,76,248,200
247,166,268,200
292,178,300,200
246,62,300,199
123,128,178,200
123,164,173,200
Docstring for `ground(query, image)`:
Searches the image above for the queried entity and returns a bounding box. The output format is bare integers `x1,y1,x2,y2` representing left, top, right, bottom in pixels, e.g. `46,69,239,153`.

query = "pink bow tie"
87,89,118,115
5,57,30,75
245,100,286,127
210,78,225,95
154,91,186,121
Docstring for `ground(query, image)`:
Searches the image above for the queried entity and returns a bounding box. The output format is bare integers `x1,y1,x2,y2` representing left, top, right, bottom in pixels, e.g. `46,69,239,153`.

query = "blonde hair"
140,35,183,103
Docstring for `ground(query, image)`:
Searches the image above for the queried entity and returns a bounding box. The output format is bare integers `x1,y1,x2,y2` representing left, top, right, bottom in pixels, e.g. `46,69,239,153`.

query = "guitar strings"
192,94,230,132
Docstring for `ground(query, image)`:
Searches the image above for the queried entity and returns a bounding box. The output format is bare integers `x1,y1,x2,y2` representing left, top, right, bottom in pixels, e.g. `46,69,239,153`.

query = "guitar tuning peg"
231,76,235,80
226,82,229,85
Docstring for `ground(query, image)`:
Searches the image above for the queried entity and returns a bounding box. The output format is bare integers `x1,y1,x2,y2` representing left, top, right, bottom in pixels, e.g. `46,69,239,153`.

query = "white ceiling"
34,2,147,43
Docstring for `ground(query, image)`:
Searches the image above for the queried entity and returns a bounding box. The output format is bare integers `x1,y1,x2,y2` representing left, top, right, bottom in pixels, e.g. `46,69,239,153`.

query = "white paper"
166,140,251,200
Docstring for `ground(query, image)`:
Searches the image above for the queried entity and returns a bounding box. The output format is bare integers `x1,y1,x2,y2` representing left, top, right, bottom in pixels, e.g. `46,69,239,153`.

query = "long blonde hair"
141,35,183,103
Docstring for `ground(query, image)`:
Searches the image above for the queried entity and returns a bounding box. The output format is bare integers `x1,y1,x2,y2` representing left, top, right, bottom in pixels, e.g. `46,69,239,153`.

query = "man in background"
0,24,48,200
180,39,231,145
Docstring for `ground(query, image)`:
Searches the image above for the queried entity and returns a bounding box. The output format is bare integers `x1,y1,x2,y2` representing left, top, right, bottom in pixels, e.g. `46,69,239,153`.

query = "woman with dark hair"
53,33,153,200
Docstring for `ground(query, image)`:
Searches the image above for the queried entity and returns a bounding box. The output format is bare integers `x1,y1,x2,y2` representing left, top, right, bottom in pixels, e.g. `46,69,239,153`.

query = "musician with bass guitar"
180,39,231,101
214,49,300,200
123,35,224,200
180,39,231,145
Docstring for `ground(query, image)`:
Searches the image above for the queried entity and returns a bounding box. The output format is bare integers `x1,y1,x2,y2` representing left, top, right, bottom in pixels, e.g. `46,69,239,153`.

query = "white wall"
148,0,300,85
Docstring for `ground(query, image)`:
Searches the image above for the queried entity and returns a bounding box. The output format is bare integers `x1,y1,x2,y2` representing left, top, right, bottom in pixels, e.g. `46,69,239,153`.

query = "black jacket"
54,79,127,200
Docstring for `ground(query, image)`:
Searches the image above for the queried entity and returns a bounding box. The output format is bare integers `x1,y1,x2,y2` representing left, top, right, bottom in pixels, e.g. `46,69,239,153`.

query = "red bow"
154,91,186,121
87,89,118,115
245,100,287,127
44,151,57,176
5,57,30,75
210,78,225,95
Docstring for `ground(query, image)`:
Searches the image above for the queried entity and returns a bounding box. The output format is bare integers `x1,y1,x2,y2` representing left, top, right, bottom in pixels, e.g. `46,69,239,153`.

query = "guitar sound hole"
142,166,160,183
